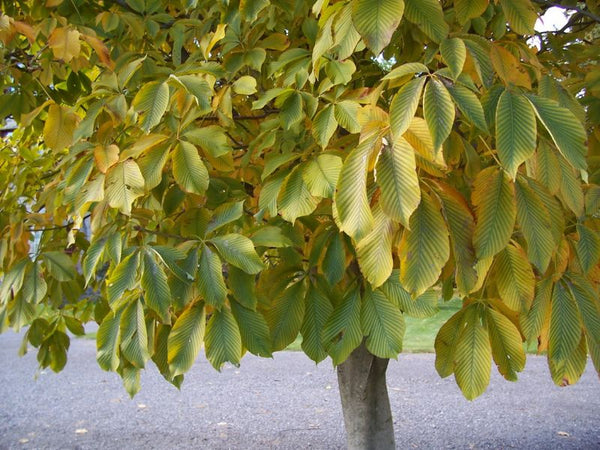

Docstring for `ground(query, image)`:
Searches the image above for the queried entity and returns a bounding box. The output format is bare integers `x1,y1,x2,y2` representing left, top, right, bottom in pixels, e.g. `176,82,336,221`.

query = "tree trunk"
337,342,395,450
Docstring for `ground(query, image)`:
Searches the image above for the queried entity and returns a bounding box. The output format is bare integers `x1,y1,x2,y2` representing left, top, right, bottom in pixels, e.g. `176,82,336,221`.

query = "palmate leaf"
435,308,466,377
486,307,525,381
132,81,170,133
351,0,405,55
141,251,171,324
399,191,450,295
515,178,555,272
526,94,587,171
96,309,123,371
301,278,334,363
389,77,426,141
423,78,455,153
205,307,242,370
454,304,492,400
472,167,516,259
168,302,206,377
323,285,363,365
231,299,272,357
495,243,535,313
361,288,405,359
356,205,398,288
206,201,244,234
172,141,209,195
209,234,265,274
119,298,150,368
404,0,449,43
376,137,421,227
265,279,306,352
433,181,478,294
378,271,439,318
548,281,582,365
334,133,379,241
495,90,536,179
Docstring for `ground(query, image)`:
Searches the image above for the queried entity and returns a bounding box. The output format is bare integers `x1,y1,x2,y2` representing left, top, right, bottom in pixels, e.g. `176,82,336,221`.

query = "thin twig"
531,0,600,24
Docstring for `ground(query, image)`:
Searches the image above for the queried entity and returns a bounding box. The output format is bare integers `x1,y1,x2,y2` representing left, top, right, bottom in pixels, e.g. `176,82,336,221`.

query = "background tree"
1,0,599,448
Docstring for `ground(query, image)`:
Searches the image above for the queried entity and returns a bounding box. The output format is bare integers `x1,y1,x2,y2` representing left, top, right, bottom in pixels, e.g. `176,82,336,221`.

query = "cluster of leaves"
0,0,599,399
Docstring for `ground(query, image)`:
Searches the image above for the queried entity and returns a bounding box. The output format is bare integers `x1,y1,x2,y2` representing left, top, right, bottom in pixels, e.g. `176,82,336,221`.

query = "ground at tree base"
0,331,598,450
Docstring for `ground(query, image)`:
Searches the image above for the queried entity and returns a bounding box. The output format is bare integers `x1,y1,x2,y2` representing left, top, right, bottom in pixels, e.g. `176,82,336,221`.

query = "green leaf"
447,85,488,133
495,90,537,179
231,300,272,357
301,278,334,363
382,62,429,81
206,201,244,234
454,305,492,400
377,136,421,227
21,263,47,304
455,0,489,24
514,178,555,272
520,278,552,342
265,280,306,351
184,125,232,158
323,285,363,365
138,145,169,191
312,105,337,148
132,81,170,133
303,154,342,198
433,181,477,294
141,251,171,324
495,243,535,313
526,94,587,172
278,165,320,223
472,167,516,259
435,308,466,377
107,250,140,306
423,78,455,152
168,302,206,376
379,270,439,318
351,0,405,55
0,259,27,303
232,75,257,95
486,307,525,381
549,333,587,387
83,239,106,286
361,288,404,358
172,141,209,195
250,226,294,248
440,37,466,79
209,234,265,274
399,191,450,295
499,0,537,35
96,309,123,371
557,154,584,216
334,134,378,241
322,232,346,286
334,100,361,133
258,172,286,216
325,59,356,86
205,307,242,370
228,266,259,310
105,160,146,215
356,205,398,288
567,274,600,348
121,365,141,398
175,75,213,114
549,281,582,365
575,224,600,274
43,104,78,151
389,77,426,140
120,298,150,368
404,0,449,43
42,251,76,282
279,91,303,130
197,245,227,309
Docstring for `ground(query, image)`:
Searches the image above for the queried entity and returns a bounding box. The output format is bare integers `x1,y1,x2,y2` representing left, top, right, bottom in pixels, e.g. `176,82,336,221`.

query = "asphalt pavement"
0,330,598,449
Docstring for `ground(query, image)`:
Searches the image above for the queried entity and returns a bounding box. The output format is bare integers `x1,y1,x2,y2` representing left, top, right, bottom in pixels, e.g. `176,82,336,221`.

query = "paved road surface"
0,330,598,449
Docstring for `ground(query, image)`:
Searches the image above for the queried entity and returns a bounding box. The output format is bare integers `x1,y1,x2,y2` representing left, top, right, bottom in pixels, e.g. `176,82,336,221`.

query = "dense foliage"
1,0,599,400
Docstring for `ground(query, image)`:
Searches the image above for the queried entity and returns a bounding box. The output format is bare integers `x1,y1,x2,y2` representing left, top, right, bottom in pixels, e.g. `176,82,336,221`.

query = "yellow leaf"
48,27,81,62
94,144,120,173
490,44,530,89
81,34,114,69
203,23,227,60
43,104,80,151
13,21,36,43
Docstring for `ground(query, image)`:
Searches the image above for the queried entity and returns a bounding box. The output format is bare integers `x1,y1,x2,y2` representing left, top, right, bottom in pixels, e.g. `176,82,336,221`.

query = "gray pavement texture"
0,330,599,450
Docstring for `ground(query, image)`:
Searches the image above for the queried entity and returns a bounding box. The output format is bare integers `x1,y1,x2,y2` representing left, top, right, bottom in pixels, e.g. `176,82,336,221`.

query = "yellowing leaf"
351,0,405,55
455,0,489,24
499,0,537,35
549,281,582,365
404,0,449,43
172,141,209,195
303,154,342,198
232,75,257,95
94,144,119,174
361,288,404,358
278,165,320,223
472,167,516,259
168,303,206,377
490,44,531,89
312,104,337,148
423,78,455,152
389,77,426,140
43,104,79,151
440,37,466,80
486,307,525,381
132,81,170,133
399,191,450,295
495,243,535,313
80,33,113,68
105,160,146,215
48,27,80,62
496,90,536,179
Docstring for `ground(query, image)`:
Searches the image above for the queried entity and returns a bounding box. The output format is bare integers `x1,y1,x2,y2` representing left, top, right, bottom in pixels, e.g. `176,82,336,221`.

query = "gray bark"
337,342,395,450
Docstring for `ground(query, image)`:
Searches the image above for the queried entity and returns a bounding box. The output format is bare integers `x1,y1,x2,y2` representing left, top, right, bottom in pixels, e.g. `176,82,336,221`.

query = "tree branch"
531,0,600,24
